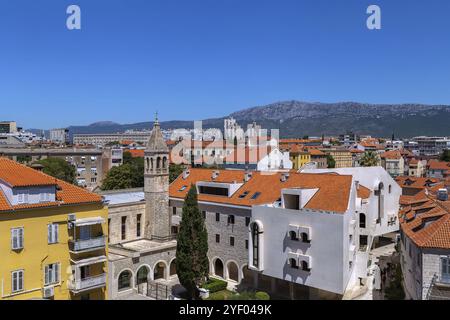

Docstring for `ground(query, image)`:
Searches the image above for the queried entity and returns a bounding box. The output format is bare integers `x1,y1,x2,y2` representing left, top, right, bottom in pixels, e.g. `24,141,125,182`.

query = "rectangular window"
11,228,24,250
136,214,142,237
245,240,249,249
215,234,220,243
108,218,111,243
227,215,235,225
44,263,60,285
202,211,206,219
18,191,29,204
12,270,24,292
442,257,450,282
245,217,250,227
47,224,59,244
121,216,127,240
230,237,235,246
215,212,220,222
173,207,177,215
171,226,179,234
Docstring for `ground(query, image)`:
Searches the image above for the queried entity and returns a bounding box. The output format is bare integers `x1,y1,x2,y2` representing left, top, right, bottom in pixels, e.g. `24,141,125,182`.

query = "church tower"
144,113,171,241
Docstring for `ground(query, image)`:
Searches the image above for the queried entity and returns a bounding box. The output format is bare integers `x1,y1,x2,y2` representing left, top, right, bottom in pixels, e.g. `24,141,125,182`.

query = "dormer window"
179,185,187,192
17,191,28,204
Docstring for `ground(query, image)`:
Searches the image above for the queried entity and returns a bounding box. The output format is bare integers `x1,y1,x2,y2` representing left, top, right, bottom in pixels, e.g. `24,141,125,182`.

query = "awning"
73,217,105,227
70,255,107,267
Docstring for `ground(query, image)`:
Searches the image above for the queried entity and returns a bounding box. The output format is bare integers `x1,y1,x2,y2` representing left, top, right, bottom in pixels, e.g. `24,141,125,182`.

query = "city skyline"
1,0,450,128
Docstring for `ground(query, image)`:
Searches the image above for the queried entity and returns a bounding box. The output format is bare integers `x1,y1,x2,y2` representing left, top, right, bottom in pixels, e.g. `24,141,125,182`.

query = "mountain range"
30,101,450,139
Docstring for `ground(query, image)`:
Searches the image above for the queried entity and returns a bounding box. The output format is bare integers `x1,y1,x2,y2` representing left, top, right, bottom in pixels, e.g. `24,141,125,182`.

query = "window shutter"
45,266,49,285
19,228,23,248
55,263,60,283
11,229,16,249
54,224,59,243
12,272,17,291
47,224,52,243
18,271,23,291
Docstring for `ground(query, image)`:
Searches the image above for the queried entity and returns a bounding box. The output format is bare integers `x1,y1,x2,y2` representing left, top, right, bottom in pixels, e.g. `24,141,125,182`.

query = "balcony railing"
70,236,106,252
69,273,107,292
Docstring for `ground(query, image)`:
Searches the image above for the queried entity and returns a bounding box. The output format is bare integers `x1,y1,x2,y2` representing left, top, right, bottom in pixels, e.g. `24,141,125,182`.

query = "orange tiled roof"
0,157,57,187
380,150,402,160
395,176,443,189
309,149,326,156
126,149,145,158
357,185,371,199
399,183,450,249
170,168,353,213
428,160,450,171
0,158,103,212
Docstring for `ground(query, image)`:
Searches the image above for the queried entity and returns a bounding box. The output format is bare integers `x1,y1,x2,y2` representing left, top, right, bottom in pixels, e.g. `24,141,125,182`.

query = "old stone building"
104,117,177,300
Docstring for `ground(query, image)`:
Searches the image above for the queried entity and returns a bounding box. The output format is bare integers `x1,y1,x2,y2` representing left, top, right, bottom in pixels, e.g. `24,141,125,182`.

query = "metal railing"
70,236,106,251
69,273,107,292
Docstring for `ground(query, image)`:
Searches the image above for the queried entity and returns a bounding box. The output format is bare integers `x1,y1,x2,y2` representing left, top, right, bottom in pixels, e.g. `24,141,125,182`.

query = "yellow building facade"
0,158,108,300
290,152,311,170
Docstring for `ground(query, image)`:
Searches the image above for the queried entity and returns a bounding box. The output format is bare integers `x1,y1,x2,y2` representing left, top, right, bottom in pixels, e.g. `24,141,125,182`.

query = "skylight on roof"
251,192,261,200
179,185,187,191
239,191,250,199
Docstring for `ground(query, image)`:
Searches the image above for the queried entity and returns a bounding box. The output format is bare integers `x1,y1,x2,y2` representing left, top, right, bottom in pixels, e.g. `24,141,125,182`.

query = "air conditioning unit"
42,286,54,299
68,213,76,221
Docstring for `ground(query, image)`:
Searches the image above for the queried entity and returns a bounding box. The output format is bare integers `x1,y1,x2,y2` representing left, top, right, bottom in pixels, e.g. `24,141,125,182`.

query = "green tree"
440,149,450,162
35,158,77,184
360,151,379,167
169,164,184,183
101,156,144,190
122,151,134,164
233,136,238,146
326,154,336,168
176,185,209,300
384,264,405,300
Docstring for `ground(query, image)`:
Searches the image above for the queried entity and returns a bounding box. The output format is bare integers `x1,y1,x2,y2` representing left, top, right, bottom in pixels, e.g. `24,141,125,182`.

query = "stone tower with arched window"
144,114,171,241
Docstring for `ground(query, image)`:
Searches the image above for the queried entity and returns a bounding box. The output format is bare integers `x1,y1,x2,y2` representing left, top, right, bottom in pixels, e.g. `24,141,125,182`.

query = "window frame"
44,263,60,286
11,227,24,250
47,223,59,244
11,270,24,293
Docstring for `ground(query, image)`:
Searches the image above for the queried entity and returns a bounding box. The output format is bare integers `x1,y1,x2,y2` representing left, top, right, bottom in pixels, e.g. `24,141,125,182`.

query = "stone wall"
108,203,146,244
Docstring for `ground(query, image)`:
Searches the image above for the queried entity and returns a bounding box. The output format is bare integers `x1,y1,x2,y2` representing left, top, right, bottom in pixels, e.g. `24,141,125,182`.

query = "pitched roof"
428,160,450,171
170,168,353,213
357,185,371,199
380,150,402,160
0,157,57,187
146,121,169,152
0,157,103,212
399,188,450,249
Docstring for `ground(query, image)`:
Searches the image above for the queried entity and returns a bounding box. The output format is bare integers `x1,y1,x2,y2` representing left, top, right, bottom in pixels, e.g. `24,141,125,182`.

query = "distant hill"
29,101,450,139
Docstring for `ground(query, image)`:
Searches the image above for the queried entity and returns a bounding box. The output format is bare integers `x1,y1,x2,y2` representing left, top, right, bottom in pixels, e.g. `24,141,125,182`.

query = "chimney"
280,173,290,182
355,180,360,190
244,171,253,182
182,168,190,179
212,170,219,180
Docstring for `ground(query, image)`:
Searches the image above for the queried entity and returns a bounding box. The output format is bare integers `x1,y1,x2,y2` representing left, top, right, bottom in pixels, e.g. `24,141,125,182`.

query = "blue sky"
1,0,450,129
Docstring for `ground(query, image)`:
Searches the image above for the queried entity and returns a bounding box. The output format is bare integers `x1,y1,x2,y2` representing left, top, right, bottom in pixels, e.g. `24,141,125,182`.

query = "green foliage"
101,156,144,190
359,151,379,167
233,136,238,146
169,164,185,183
35,158,76,184
202,278,228,293
105,141,120,147
255,291,270,300
17,155,31,164
122,151,134,164
176,185,209,300
326,154,336,168
440,149,450,162
384,264,405,300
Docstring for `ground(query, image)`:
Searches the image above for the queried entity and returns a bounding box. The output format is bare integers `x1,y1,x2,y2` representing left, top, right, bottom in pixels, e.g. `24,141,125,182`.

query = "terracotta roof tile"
170,168,352,213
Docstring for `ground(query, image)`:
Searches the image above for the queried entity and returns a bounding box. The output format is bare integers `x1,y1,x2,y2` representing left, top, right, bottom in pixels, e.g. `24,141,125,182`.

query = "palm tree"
359,151,379,167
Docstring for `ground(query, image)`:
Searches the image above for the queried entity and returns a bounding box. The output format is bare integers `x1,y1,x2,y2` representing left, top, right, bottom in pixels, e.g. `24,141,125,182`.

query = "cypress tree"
176,184,209,300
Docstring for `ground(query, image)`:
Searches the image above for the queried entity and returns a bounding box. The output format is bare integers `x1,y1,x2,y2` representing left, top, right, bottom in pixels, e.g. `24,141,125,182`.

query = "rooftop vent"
244,171,253,182
182,168,190,179
280,173,290,182
212,171,219,180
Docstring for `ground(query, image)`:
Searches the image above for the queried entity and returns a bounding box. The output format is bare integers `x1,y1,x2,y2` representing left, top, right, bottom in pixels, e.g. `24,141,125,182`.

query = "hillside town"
1,117,449,300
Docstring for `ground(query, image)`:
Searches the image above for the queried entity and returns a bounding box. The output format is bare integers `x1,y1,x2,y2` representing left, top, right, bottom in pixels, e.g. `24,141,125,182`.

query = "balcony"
70,236,106,252
68,273,107,292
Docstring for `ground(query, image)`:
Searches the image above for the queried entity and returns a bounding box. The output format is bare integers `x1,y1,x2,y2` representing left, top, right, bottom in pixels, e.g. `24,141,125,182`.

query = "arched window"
156,157,161,169
150,158,154,170
136,266,149,285
289,258,298,269
289,231,298,241
163,157,167,169
170,260,177,276
301,261,311,272
227,262,239,282
154,262,166,280
301,233,310,244
252,223,260,268
118,270,132,291
214,259,224,278
146,158,150,172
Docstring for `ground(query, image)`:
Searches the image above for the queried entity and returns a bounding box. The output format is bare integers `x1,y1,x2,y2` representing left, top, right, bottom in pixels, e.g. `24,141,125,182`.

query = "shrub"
202,278,228,293
255,291,270,300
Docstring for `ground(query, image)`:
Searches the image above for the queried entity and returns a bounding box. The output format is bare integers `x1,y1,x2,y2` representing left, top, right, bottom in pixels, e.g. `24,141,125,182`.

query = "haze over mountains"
32,101,450,139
